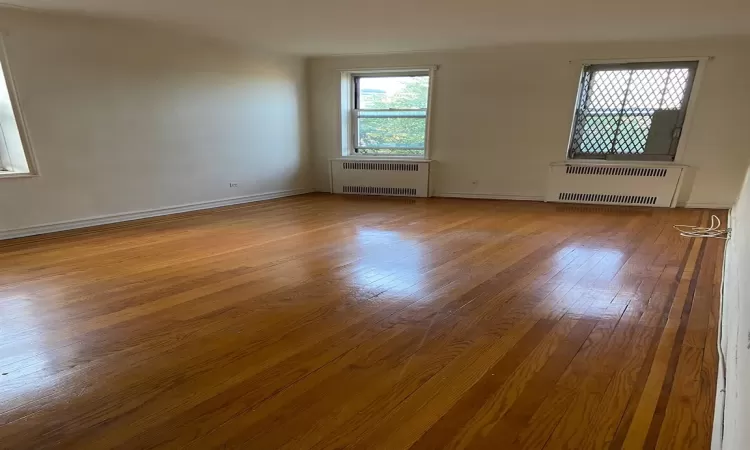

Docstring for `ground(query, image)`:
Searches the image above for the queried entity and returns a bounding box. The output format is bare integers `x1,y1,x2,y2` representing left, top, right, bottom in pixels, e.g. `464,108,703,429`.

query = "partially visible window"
0,42,34,176
568,61,698,161
347,71,432,157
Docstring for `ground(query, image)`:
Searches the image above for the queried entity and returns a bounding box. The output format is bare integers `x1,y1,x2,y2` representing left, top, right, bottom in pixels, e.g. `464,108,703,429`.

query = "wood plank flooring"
0,194,723,449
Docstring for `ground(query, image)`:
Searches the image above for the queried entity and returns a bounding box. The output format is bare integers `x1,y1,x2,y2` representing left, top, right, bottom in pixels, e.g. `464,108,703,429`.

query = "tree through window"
352,73,430,156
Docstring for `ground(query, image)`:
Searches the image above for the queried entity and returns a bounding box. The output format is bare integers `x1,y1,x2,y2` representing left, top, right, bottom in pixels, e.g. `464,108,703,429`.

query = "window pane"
358,110,426,118
0,60,29,173
661,69,690,109
575,114,653,155
356,148,425,156
357,76,429,109
571,63,696,160
614,115,652,154
586,68,691,112
587,70,629,110
357,116,426,150
625,69,669,111
576,113,618,153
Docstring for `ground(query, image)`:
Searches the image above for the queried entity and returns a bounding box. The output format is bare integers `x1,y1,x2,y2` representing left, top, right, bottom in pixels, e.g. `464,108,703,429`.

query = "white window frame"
339,67,436,160
564,56,709,165
0,35,38,178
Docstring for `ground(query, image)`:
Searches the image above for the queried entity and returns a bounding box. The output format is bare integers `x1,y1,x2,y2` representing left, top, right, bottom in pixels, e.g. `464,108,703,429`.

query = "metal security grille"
568,61,697,161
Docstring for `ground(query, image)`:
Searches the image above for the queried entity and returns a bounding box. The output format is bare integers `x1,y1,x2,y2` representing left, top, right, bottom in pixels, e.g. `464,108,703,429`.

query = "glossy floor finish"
0,194,723,449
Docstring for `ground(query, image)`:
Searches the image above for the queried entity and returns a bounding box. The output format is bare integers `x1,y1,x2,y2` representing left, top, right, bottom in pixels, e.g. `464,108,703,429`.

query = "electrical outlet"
229,183,239,188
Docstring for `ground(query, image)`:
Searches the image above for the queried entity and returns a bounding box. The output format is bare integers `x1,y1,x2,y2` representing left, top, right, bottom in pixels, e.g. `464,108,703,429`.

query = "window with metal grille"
568,61,698,161
349,71,432,157
0,41,36,177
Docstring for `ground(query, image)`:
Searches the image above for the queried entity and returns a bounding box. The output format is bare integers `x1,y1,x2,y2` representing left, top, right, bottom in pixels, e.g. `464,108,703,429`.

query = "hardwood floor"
0,194,723,449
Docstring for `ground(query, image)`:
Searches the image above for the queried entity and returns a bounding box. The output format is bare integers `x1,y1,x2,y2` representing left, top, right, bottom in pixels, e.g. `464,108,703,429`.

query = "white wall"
0,9,310,234
308,38,750,207
721,163,750,449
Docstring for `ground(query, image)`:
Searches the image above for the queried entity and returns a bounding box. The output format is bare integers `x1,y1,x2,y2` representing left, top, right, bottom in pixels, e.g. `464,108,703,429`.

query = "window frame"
0,35,38,178
565,58,705,163
340,67,435,159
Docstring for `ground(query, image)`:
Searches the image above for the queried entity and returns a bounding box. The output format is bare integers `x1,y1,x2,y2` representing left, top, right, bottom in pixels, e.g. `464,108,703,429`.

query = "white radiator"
546,163,685,208
330,159,430,198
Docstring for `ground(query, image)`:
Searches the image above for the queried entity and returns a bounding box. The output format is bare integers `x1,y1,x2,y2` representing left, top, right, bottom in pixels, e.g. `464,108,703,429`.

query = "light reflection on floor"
554,245,625,264
552,244,630,321
349,227,426,295
0,292,74,411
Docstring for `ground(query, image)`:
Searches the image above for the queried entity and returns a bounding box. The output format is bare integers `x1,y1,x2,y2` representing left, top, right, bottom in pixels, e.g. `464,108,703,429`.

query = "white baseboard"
683,202,732,209
434,192,545,201
0,188,312,241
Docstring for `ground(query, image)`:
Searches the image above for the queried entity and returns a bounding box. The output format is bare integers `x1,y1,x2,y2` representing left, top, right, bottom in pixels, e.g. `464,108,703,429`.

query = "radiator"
330,159,430,198
546,163,685,208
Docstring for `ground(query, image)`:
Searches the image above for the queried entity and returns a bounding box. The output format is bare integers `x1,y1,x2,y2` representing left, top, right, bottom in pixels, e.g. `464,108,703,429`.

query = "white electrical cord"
673,214,728,239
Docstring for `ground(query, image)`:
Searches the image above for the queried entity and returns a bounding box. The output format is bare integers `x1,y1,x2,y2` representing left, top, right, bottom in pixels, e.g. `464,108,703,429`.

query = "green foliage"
360,77,429,109
356,77,429,156
577,114,651,154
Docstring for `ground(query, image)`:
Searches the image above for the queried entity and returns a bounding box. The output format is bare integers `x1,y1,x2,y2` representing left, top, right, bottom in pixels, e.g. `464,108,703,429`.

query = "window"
343,70,432,157
0,42,35,176
568,61,698,161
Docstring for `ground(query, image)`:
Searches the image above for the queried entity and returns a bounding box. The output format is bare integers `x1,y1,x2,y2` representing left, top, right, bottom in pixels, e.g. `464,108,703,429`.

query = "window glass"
353,74,430,156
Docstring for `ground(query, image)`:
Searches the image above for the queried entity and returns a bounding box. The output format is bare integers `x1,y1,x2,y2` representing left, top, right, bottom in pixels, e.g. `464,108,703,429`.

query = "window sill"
0,171,37,179
332,156,433,163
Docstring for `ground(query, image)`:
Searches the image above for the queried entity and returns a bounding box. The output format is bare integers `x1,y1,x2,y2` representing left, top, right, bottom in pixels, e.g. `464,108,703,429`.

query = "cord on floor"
673,214,729,239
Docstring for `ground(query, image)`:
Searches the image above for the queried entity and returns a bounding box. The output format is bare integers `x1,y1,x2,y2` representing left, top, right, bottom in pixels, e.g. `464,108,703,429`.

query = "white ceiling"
3,0,750,55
